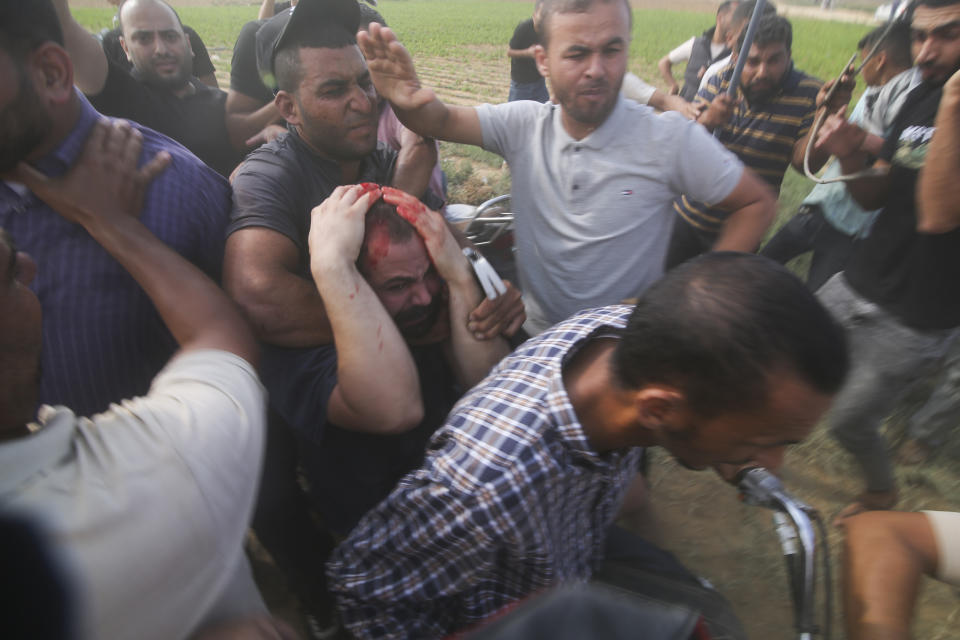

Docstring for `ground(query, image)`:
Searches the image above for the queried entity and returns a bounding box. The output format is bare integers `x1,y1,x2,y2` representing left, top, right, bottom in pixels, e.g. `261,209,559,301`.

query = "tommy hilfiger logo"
621,189,633,196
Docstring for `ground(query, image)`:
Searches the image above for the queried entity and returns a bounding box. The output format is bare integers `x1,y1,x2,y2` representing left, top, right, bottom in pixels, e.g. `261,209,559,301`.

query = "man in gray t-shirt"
359,0,776,333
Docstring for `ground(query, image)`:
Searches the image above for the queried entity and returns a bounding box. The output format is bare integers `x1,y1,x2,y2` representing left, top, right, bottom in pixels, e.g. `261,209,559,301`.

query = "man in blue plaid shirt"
329,252,849,639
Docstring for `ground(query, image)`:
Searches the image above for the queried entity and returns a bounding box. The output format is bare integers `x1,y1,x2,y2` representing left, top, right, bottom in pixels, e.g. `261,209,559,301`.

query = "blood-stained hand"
381,186,472,285
309,183,383,269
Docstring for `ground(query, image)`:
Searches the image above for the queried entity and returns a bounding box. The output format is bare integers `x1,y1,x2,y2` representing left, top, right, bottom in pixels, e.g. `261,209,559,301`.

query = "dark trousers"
759,204,856,291
251,409,338,617
595,526,747,640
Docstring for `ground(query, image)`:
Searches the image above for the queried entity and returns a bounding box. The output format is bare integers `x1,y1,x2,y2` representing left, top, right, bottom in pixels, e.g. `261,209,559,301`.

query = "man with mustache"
813,0,960,523
297,184,509,535
666,13,854,268
359,0,777,335
52,0,256,176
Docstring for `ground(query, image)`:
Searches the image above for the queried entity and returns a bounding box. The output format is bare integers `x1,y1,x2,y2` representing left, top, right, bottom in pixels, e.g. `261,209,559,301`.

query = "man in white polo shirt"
359,0,775,333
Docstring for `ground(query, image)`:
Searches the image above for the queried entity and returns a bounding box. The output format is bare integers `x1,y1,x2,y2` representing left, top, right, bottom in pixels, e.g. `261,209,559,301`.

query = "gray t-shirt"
476,96,743,331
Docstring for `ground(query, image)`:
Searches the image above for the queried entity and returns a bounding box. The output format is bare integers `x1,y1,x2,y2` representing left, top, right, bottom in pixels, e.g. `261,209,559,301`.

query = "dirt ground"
74,1,959,637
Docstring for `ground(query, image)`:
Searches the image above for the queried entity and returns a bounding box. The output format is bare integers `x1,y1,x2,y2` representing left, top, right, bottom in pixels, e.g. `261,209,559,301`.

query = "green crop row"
73,1,873,81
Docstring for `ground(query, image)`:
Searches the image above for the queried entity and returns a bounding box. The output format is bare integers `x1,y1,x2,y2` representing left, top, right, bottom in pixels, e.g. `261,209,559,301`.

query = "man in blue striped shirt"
329,252,849,640
667,14,853,268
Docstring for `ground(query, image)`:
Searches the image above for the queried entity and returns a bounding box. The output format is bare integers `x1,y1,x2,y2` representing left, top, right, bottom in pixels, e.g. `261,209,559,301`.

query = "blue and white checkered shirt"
329,305,644,639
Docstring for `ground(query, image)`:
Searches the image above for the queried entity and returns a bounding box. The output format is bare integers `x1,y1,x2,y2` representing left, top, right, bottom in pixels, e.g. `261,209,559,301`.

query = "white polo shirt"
0,350,267,640
476,95,743,332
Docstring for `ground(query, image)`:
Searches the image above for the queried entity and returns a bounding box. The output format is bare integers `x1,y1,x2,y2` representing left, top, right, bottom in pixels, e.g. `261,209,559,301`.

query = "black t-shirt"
294,343,461,535
230,19,275,105
510,18,542,84
100,25,216,80
845,82,960,330
88,59,242,177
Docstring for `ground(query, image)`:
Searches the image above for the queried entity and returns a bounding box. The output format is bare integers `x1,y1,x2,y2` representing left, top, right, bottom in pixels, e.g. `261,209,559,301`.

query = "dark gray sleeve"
228,150,307,256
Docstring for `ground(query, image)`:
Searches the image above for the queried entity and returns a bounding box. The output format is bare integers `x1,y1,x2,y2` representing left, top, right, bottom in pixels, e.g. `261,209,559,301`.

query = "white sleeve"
476,101,542,159
924,511,960,586
141,349,267,537
621,72,657,104
668,37,695,64
699,55,730,92
667,113,744,204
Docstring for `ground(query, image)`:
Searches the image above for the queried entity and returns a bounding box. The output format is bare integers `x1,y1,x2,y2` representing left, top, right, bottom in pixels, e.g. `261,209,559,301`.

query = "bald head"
117,0,193,91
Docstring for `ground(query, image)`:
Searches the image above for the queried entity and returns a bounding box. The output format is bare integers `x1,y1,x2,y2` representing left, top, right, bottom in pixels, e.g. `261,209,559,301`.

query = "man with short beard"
294,184,509,536
359,0,777,335
52,0,249,176
666,14,853,268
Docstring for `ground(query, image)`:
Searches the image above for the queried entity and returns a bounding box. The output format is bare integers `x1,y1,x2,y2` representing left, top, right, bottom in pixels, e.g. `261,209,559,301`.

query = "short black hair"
858,21,913,70
0,0,63,61
718,0,738,15
738,13,792,53
274,25,358,92
357,199,417,274
539,0,633,48
730,0,777,28
612,253,848,418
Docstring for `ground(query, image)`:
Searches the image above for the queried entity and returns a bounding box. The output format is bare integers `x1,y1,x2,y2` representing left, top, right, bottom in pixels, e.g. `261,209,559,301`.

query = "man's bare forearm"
52,0,108,95
712,170,777,253
917,87,960,233
444,268,509,388
313,259,423,434
223,231,333,347
84,215,258,364
391,129,438,199
225,101,282,151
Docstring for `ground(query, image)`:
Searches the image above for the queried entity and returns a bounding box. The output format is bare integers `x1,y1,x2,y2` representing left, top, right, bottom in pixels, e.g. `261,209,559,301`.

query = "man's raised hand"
357,23,437,112
5,119,170,227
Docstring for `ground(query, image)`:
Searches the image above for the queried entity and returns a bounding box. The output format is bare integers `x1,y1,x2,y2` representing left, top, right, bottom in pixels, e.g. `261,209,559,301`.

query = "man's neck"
25,94,82,167
880,66,910,86
169,80,196,99
563,338,654,453
711,26,724,45
560,110,605,141
294,127,362,182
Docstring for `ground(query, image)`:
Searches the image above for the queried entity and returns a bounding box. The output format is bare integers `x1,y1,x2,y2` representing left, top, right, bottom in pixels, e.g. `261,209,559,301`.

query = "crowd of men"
1,0,958,637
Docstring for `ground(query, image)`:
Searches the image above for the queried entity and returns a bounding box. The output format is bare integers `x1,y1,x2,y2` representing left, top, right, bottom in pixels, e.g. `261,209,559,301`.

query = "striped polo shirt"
675,62,821,235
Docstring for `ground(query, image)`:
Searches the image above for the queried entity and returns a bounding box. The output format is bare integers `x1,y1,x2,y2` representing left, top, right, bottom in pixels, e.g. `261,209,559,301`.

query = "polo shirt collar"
553,94,628,152
32,91,100,179
0,406,76,497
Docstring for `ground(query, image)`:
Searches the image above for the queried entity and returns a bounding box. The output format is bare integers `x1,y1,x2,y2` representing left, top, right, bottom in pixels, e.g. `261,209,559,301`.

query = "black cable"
811,511,832,640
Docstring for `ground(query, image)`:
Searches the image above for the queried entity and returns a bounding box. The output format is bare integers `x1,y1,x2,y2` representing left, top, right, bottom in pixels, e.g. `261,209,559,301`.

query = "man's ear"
275,90,300,126
31,43,74,106
119,35,132,62
633,386,686,432
534,44,548,78
873,50,887,73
